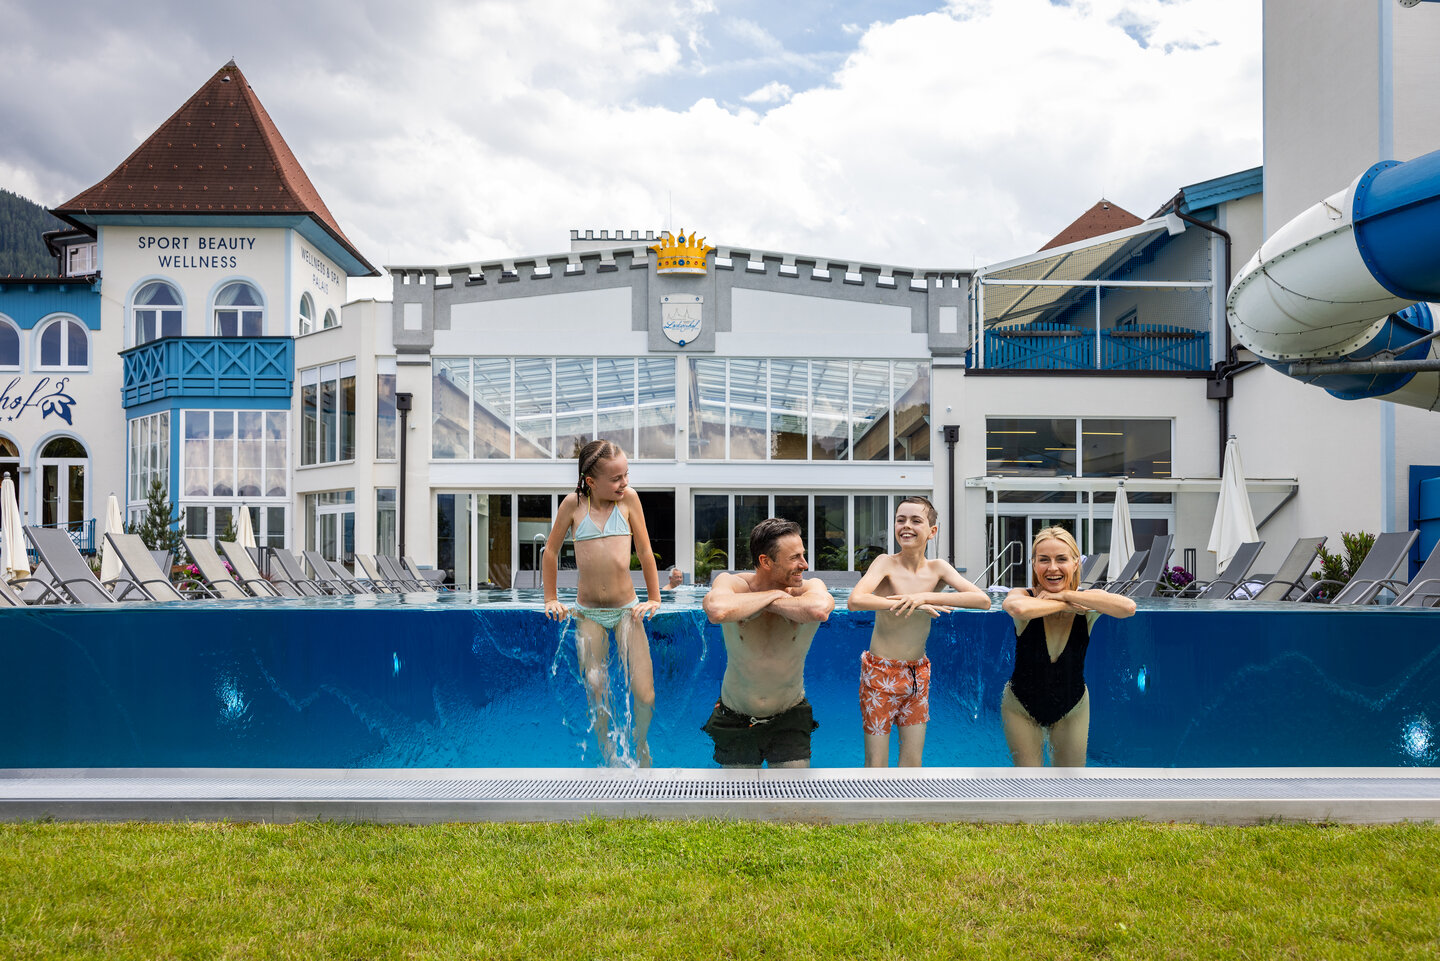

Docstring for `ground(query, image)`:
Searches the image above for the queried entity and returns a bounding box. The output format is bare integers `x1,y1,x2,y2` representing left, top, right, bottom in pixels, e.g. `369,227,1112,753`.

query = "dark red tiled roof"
1039,199,1142,251
53,61,375,275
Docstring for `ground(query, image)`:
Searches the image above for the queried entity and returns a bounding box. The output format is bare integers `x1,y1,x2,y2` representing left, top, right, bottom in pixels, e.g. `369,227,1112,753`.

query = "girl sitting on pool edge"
542,439,662,766
1001,526,1135,767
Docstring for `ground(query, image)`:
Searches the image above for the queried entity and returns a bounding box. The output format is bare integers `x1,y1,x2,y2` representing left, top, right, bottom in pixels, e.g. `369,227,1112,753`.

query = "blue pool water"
1,589,1436,768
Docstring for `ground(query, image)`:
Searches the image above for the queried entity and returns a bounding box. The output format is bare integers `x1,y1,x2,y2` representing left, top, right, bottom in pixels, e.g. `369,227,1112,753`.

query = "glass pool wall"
1,590,1436,769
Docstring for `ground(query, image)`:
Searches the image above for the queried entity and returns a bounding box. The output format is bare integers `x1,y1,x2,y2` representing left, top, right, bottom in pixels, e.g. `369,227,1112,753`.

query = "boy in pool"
847,496,990,766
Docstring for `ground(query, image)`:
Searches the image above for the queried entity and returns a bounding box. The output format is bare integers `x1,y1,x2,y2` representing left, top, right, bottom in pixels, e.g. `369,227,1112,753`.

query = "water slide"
1226,147,1440,410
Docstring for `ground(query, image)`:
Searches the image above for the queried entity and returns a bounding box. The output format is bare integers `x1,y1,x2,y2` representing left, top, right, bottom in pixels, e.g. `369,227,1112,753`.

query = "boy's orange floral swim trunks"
859,650,931,736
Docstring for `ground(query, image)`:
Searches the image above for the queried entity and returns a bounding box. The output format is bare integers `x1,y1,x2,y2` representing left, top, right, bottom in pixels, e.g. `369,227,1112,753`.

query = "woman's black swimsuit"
1009,594,1091,727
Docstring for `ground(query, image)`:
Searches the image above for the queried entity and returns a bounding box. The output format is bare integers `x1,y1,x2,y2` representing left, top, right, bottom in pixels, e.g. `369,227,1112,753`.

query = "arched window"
298,294,315,336
37,317,88,369
0,317,18,370
0,436,18,484
133,281,183,344
323,308,338,330
214,282,264,337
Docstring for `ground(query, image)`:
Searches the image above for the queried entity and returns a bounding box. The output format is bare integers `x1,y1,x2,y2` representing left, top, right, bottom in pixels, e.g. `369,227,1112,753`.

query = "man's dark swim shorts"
701,697,818,766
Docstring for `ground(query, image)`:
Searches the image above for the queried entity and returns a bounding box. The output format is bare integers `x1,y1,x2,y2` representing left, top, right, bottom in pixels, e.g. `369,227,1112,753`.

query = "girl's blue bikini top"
573,501,631,541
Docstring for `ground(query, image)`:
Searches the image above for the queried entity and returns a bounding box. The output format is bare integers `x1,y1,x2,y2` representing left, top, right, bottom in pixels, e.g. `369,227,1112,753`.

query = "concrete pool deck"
2,767,1437,825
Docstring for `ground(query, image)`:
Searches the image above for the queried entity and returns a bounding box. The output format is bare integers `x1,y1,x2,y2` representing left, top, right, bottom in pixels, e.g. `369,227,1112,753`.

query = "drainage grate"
5,773,1440,804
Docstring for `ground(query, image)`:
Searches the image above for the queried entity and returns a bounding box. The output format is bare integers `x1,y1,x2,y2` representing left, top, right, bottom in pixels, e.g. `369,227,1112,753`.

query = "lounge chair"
149,550,173,576
354,554,401,592
25,527,134,604
376,554,431,591
107,533,209,601
1391,539,1440,607
217,540,291,597
1121,535,1175,598
403,555,451,589
181,538,252,600
299,551,364,594
1185,541,1266,600
1247,536,1327,601
1298,530,1418,604
265,548,330,597
3,562,69,605
1078,553,1109,589
0,576,24,607
1101,550,1148,594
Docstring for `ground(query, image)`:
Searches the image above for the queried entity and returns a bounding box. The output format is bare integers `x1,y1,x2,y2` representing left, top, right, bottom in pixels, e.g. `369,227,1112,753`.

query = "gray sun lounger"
1122,535,1175,598
217,540,289,597
26,526,134,604
300,550,361,594
107,532,202,601
1101,550,1148,594
317,555,376,594
1078,553,1109,589
2,561,69,605
265,548,331,596
377,554,430,591
181,538,252,600
1392,539,1440,607
1187,541,1266,600
403,555,451,590
1248,536,1326,601
1298,530,1418,604
355,554,404,593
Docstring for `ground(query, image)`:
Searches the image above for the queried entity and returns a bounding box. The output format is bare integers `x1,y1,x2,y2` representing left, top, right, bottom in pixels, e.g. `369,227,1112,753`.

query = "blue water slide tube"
1226,147,1440,408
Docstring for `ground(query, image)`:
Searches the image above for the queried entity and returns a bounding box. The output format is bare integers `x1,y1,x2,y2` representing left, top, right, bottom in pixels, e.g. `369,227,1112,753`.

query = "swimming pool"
1,589,1435,768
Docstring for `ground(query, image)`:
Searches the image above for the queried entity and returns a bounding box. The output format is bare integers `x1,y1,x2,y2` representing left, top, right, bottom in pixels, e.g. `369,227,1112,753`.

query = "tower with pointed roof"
40,61,377,546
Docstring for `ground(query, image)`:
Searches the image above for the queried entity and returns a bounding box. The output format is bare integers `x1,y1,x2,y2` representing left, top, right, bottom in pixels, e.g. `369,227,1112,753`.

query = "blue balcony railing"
979,322,1211,372
121,337,294,407
24,518,96,558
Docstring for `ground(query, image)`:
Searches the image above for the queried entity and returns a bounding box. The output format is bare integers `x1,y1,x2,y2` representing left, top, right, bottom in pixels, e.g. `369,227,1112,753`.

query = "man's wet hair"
750,517,801,567
897,496,937,526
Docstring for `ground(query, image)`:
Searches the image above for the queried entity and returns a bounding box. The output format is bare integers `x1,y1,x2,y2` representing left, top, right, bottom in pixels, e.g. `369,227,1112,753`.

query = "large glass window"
305,490,355,564
985,417,1171,477
299,361,357,465
214,282,263,337
377,488,397,556
133,281,182,344
181,410,288,498
37,317,88,369
127,412,170,506
431,357,679,461
0,319,18,369
693,491,928,582
376,359,397,461
686,358,931,462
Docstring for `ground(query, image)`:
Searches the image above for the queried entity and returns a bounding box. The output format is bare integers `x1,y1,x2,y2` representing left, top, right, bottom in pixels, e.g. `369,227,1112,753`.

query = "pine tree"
130,479,184,554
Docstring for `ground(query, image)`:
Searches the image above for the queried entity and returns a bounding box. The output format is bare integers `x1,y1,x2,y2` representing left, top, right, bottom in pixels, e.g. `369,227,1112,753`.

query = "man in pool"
700,518,835,768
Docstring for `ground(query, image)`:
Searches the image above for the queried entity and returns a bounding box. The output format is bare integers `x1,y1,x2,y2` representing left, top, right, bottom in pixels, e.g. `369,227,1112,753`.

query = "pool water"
1,589,1436,768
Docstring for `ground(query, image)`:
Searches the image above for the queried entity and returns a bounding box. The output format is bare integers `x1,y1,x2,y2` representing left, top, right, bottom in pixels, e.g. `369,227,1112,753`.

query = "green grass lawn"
0,819,1436,959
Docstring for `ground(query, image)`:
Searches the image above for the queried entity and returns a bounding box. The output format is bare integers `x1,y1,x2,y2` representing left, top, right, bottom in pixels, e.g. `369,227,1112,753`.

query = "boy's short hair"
896,496,937,526
750,517,801,566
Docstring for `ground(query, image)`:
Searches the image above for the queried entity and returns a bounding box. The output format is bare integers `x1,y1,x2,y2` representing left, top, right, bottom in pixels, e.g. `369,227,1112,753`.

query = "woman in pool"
1000,526,1136,767
542,440,662,766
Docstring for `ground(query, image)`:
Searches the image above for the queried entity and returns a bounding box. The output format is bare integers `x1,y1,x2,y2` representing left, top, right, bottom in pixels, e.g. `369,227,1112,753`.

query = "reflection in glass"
184,412,209,497
212,412,234,496
1083,418,1172,478
514,359,553,459
339,362,356,461
376,370,397,460
775,495,807,547
693,494,730,584
555,358,594,458
728,359,767,460
319,366,337,463
893,361,929,461
636,358,675,459
265,412,287,497
734,494,768,568
472,358,512,459
815,495,847,570
688,359,726,460
854,495,889,570
377,488,397,557
431,359,472,459
237,411,262,497
300,369,318,466
852,360,890,461
986,417,1077,476
769,360,808,460
811,361,849,460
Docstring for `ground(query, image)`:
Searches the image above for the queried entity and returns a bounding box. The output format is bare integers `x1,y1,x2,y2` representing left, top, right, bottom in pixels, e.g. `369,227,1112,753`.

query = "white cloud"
742,81,794,105
0,0,1261,278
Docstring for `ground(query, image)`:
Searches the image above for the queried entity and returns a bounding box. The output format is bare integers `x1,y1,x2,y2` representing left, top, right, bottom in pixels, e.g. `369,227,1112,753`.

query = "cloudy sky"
0,0,1260,296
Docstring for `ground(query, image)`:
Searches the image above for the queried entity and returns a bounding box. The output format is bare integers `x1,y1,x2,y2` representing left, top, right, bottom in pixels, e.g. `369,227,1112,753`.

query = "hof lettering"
0,376,78,425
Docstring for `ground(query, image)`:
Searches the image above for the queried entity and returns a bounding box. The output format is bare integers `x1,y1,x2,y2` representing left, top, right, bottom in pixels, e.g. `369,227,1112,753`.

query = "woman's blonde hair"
1031,526,1082,592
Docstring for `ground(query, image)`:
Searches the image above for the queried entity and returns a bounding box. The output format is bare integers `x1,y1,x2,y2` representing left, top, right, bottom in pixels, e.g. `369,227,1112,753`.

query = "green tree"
0,189,67,276
130,479,184,555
